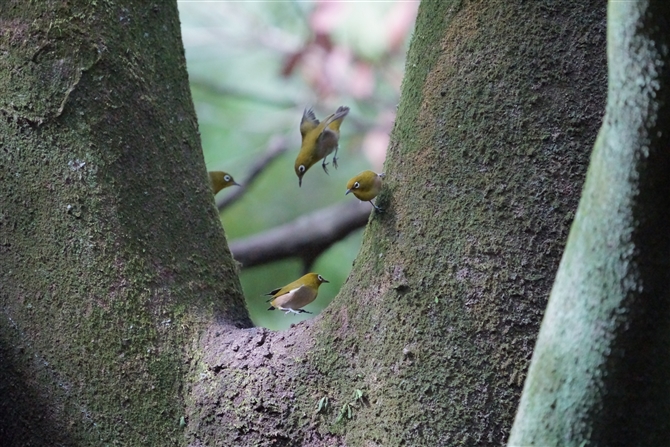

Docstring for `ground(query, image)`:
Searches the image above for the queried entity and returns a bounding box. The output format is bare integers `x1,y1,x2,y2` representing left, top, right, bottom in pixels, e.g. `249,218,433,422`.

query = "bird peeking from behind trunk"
209,171,240,195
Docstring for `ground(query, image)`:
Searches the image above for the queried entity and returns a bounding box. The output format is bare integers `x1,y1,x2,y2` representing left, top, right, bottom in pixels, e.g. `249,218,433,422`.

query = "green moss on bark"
510,2,670,445
308,0,607,445
0,1,249,445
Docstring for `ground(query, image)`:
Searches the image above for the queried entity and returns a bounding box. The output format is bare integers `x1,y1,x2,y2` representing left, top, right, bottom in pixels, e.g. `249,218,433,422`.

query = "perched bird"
345,170,385,212
266,273,330,315
209,171,240,195
295,106,350,187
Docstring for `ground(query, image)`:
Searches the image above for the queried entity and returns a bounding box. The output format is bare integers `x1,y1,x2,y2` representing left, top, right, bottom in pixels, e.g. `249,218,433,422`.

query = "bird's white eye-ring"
318,275,324,282
298,165,306,173
224,175,231,182
353,182,360,189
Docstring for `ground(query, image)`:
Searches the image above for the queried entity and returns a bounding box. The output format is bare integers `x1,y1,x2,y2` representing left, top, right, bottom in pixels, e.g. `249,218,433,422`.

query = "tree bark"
187,1,606,445
0,0,608,446
509,1,670,445
0,1,249,445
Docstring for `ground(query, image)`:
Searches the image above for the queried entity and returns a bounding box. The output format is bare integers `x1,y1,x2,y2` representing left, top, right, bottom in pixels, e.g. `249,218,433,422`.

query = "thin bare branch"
217,135,290,211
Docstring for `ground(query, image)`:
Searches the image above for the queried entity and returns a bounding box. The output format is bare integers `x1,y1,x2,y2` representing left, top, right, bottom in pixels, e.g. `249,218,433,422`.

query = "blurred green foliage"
179,1,416,329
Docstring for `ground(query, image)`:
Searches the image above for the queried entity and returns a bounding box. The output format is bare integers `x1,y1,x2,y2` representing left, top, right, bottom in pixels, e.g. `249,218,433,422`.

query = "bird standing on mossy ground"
266,273,330,314
295,106,350,187
346,170,385,212
209,171,240,195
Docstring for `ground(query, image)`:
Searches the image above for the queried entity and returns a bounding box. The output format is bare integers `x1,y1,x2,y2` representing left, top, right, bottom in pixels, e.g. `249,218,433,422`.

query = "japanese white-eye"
295,106,350,187
345,170,385,212
209,171,240,195
266,273,329,314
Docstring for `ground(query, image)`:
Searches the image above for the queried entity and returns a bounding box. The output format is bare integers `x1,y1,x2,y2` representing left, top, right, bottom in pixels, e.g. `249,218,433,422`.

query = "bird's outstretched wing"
300,108,319,138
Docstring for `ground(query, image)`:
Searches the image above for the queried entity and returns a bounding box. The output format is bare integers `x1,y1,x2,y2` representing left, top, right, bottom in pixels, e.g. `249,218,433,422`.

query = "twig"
217,135,290,211
229,200,373,270
190,77,297,109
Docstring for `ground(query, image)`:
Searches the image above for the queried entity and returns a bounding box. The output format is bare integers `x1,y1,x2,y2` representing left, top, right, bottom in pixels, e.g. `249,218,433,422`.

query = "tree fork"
187,1,607,445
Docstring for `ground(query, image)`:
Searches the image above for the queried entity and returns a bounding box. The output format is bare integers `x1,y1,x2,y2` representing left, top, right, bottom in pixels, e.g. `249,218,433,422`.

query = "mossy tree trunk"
509,1,670,445
0,1,249,445
1,0,608,446
187,1,606,446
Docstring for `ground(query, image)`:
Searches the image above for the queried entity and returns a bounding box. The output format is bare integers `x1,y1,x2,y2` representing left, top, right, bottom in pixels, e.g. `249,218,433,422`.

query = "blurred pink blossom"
283,0,416,100
362,110,396,169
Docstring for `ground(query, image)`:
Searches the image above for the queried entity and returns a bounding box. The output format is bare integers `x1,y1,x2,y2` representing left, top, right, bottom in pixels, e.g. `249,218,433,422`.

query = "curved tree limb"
229,200,373,270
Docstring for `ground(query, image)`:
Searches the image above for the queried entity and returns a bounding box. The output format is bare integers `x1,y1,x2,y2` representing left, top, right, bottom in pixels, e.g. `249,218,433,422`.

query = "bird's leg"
370,200,383,213
332,146,339,169
321,158,330,175
284,308,312,315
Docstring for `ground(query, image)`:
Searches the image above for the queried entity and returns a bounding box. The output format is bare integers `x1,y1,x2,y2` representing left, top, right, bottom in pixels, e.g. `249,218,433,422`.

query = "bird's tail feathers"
324,106,350,132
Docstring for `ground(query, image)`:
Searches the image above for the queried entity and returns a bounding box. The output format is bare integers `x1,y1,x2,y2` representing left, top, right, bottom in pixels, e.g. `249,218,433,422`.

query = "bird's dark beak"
233,181,241,187
299,177,302,187
323,278,330,283
345,189,351,195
